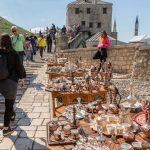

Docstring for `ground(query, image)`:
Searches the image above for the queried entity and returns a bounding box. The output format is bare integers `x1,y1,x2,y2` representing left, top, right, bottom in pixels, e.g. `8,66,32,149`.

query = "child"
25,37,32,65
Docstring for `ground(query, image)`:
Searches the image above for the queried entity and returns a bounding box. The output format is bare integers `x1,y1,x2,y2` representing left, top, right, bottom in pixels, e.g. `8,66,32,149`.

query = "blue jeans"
17,51,24,64
32,45,36,54
26,51,31,61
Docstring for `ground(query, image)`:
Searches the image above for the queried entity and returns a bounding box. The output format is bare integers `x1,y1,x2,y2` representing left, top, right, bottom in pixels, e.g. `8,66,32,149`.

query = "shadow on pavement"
0,107,46,150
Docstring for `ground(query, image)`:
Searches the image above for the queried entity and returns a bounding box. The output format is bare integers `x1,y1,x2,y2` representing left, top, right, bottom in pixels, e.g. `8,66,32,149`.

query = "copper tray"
47,117,81,146
133,112,146,126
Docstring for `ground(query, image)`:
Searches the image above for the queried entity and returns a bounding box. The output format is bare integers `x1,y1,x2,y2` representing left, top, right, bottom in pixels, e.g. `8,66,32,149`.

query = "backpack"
0,53,9,80
46,34,52,42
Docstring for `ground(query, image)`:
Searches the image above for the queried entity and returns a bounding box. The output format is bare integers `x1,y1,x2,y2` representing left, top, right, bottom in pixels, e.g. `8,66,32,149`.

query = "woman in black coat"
0,33,26,136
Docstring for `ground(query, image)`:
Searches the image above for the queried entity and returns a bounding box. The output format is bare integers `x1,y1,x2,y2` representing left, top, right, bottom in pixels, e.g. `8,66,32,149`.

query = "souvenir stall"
45,55,150,150
46,92,150,149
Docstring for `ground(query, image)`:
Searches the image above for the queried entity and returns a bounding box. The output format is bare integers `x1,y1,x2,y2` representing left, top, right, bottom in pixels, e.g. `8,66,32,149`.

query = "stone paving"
0,53,52,150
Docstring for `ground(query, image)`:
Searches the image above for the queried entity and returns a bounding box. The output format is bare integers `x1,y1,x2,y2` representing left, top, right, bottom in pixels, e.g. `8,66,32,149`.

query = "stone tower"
113,19,116,32
111,19,118,40
66,0,113,35
135,16,139,36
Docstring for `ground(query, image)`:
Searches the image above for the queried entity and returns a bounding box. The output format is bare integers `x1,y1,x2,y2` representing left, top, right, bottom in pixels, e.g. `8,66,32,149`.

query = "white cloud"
30,27,46,33
1,15,8,19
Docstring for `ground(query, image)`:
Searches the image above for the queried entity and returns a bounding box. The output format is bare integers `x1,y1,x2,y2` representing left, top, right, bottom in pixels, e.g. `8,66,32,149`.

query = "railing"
68,32,89,49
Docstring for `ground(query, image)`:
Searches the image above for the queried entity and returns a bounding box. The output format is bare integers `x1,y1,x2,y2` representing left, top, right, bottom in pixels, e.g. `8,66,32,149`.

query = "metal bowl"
120,143,132,150
140,123,150,137
132,142,142,150
123,132,135,142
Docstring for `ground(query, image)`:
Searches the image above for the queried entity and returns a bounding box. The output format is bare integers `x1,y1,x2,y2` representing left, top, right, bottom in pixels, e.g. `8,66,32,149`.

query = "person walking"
51,24,56,35
61,25,67,36
28,33,37,61
25,37,32,65
11,26,25,64
0,33,26,136
37,34,46,59
46,29,53,53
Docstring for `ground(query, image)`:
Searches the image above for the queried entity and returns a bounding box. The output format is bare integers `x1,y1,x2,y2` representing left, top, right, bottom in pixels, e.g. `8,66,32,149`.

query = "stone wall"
132,45,150,81
61,43,150,80
61,44,140,73
58,44,150,81
107,44,137,73
56,36,68,50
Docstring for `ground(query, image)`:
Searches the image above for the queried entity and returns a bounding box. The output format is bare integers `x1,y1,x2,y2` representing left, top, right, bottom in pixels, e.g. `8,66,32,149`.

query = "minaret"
111,19,118,43
135,16,139,36
113,19,117,33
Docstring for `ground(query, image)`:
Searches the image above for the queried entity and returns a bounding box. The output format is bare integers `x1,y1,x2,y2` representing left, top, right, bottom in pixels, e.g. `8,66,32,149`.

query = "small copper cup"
53,131,61,141
71,129,79,140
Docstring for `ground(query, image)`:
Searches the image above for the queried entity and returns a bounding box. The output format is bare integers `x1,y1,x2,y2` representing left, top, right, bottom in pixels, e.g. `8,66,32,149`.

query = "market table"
46,111,149,150
46,71,84,80
46,88,107,117
46,135,145,150
47,63,65,68
47,72,68,80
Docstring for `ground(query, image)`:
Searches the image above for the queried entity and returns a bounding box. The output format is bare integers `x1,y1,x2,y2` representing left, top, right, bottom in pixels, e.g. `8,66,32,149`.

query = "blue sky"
0,0,150,42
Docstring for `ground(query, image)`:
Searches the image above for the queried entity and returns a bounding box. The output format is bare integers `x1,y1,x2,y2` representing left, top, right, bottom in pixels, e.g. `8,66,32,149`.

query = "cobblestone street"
0,53,51,150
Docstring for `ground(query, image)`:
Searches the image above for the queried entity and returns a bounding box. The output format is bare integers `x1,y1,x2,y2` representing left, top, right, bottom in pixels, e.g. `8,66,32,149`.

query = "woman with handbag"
94,31,110,72
98,31,110,62
93,31,110,61
0,33,26,136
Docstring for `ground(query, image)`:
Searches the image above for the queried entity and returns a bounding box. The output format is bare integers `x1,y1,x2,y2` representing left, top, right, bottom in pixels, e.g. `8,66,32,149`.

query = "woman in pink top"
98,31,110,62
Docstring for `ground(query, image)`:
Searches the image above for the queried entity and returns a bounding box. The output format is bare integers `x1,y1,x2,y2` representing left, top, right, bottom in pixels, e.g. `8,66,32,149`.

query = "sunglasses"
12,30,17,33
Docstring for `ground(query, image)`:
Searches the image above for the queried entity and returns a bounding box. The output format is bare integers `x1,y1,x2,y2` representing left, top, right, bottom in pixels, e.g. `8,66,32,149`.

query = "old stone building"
66,0,114,36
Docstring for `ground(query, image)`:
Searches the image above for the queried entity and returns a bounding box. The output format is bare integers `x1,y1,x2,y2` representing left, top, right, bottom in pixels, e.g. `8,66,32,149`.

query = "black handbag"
93,50,101,59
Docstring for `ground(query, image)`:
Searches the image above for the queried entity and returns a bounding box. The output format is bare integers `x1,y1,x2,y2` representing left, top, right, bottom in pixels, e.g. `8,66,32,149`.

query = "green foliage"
0,16,31,36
